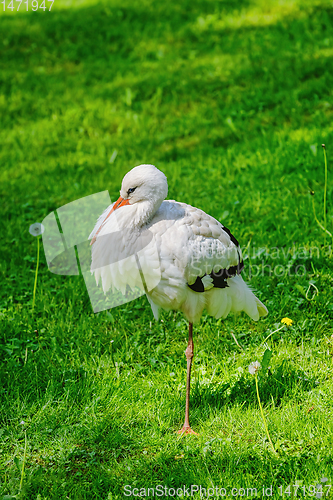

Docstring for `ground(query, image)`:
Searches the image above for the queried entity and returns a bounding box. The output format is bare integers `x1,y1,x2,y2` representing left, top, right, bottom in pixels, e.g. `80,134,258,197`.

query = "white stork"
89,164,267,434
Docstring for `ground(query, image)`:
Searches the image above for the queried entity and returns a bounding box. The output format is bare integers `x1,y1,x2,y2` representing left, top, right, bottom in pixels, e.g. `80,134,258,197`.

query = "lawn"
1,0,333,498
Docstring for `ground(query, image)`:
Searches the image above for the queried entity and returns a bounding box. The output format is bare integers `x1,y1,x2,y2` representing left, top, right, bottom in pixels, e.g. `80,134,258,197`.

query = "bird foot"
177,426,198,436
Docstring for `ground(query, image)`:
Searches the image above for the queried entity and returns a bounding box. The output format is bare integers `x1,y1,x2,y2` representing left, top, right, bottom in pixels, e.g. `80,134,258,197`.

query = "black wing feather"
188,225,243,293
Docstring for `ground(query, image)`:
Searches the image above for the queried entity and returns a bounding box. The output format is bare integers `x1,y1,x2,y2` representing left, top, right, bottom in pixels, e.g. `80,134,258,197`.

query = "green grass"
1,0,333,497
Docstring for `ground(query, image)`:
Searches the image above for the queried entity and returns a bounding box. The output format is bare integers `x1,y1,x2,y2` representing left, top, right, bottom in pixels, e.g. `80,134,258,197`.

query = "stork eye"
127,187,137,195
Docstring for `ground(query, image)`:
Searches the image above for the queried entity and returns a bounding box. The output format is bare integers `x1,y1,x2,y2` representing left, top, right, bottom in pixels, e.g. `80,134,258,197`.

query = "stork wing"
152,201,243,291
182,203,243,289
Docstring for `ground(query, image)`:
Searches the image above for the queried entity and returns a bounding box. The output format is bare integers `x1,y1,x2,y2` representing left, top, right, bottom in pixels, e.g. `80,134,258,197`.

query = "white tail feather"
204,274,267,323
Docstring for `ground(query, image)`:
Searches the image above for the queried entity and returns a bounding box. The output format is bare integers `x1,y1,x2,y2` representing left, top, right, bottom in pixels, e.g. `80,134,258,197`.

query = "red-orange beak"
110,196,131,212
90,196,130,245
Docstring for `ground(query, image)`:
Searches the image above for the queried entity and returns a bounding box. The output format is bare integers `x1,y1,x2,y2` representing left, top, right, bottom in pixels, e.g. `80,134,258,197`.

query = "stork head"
120,164,168,207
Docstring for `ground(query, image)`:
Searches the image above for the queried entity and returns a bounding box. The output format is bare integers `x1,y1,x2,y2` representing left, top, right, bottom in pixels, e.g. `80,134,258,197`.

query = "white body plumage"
89,164,267,324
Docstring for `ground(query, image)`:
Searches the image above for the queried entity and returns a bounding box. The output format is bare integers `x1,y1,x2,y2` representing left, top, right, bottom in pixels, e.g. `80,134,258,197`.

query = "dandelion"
261,318,293,345
249,360,276,454
29,222,45,312
248,361,261,375
281,317,293,326
29,223,45,237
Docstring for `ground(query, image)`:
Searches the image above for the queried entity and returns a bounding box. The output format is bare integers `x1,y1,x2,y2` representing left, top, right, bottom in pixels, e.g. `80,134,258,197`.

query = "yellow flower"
281,317,293,326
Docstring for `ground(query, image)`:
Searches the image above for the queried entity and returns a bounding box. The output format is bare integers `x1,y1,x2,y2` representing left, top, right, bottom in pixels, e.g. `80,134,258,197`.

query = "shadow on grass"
20,433,317,499
191,359,319,410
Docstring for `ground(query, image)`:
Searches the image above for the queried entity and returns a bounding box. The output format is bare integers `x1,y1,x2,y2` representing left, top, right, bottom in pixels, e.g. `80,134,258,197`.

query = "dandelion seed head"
248,361,261,375
29,223,45,237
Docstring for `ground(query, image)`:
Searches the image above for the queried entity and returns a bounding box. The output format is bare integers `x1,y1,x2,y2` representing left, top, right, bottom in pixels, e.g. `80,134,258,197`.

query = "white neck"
113,198,161,231
132,200,158,227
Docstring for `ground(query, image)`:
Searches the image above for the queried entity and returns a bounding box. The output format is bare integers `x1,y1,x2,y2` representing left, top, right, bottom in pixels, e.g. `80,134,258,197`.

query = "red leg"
177,322,198,435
